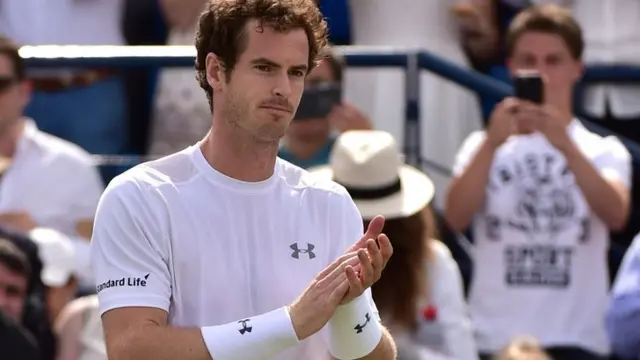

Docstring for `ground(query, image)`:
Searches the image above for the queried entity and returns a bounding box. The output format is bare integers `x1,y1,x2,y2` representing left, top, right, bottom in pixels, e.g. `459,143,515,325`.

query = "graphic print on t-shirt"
483,152,590,289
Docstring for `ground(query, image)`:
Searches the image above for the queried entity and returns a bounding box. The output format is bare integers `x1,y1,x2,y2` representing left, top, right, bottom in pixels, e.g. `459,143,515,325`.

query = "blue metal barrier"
19,45,640,170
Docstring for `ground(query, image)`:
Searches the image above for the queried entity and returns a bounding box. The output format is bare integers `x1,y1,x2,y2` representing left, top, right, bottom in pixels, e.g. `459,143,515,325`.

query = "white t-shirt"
453,120,631,355
90,145,378,360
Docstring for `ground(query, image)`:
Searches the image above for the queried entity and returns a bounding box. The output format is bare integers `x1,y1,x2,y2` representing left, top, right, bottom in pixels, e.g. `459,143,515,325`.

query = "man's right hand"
486,97,518,149
288,251,361,340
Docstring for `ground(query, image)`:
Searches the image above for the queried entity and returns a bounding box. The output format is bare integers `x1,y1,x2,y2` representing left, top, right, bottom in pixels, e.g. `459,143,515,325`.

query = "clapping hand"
341,215,393,304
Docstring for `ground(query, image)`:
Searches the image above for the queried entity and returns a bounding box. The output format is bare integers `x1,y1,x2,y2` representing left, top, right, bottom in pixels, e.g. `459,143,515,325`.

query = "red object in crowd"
422,305,437,321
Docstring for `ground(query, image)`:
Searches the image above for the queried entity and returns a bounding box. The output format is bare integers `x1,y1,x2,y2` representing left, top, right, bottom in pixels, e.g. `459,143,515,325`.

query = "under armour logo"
354,313,371,334
238,319,252,335
290,243,316,259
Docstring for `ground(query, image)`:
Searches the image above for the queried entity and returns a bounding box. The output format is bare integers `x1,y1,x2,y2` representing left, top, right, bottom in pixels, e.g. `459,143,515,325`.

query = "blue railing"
19,45,640,173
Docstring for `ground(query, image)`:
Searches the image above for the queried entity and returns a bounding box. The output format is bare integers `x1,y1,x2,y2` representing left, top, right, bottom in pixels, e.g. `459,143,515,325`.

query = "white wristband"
327,294,382,359
201,306,299,360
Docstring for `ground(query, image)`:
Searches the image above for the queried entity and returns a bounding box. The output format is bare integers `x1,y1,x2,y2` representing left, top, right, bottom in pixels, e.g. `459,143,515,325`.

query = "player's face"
221,20,310,143
0,55,29,134
508,31,583,105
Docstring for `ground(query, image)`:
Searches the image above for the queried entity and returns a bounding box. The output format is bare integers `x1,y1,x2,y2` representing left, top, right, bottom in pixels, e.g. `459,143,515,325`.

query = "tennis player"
90,1,397,359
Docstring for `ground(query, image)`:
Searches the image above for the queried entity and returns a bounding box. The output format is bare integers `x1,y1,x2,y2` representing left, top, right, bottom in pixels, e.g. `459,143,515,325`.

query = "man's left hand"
516,101,573,152
0,212,37,233
341,215,393,304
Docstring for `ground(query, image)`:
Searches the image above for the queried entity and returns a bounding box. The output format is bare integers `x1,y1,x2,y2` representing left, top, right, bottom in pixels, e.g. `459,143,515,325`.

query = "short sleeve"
90,175,172,316
452,131,487,177
593,136,632,188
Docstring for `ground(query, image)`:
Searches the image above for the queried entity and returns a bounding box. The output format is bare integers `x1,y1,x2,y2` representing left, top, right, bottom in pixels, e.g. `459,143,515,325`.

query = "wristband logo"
96,274,150,293
238,319,253,334
354,313,371,334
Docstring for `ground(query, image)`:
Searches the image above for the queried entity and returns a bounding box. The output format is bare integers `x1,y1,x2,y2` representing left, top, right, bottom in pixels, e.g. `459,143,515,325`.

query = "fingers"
377,234,393,268
345,265,364,295
347,215,386,253
317,251,359,279
365,215,385,238
357,248,374,288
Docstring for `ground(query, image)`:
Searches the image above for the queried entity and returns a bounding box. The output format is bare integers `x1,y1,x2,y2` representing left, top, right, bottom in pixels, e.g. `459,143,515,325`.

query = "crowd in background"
0,0,640,360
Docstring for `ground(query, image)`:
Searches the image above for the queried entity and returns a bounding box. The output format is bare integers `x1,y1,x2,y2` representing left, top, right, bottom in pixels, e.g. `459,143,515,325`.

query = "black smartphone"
294,83,342,121
514,71,543,104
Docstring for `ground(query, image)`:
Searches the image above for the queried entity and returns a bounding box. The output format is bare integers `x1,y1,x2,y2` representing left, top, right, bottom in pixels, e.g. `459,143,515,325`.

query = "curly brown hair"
194,0,329,110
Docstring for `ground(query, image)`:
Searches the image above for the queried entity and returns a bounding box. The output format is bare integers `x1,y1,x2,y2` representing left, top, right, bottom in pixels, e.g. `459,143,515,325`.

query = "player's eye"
255,65,271,72
290,70,305,77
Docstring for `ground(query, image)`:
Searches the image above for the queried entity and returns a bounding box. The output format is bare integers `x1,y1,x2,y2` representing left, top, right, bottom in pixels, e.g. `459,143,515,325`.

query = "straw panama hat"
309,130,435,219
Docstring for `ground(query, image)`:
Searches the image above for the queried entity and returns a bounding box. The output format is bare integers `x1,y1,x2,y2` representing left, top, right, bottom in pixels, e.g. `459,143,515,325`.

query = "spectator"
0,226,57,360
149,0,210,156
30,229,78,325
346,0,484,208
445,4,630,360
310,130,478,360
55,295,106,360
0,0,129,163
0,237,42,359
0,35,104,293
279,47,371,168
606,232,640,360
533,0,640,141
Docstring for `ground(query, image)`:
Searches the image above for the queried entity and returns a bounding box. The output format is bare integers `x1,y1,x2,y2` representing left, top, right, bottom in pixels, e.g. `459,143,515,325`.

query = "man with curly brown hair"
90,1,397,359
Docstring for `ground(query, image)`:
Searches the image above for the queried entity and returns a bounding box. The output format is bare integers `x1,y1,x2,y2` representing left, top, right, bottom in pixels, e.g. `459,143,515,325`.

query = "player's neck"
201,122,279,182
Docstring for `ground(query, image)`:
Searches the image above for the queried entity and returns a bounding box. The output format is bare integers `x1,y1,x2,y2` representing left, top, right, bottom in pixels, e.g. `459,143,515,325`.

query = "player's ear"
206,53,226,90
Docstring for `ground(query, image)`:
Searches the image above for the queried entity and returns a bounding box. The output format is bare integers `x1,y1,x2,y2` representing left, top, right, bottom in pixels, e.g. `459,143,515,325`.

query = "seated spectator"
0,36,105,293
278,47,371,169
606,232,640,360
445,5,630,360
0,226,57,360
30,229,79,325
0,0,129,164
310,130,477,359
0,237,43,359
55,295,106,360
495,336,551,360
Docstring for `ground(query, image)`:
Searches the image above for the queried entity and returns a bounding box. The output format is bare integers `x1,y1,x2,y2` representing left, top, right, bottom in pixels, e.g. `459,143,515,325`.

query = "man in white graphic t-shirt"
445,4,631,360
89,1,398,360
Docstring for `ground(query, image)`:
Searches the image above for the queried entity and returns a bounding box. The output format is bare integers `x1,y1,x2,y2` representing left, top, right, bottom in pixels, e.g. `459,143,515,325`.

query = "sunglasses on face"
0,76,18,93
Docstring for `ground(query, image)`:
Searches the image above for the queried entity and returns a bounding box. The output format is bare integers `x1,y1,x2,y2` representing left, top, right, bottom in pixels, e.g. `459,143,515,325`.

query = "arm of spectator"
562,136,631,231
54,298,87,360
429,241,478,360
444,131,494,231
606,234,640,359
160,0,207,30
452,0,499,63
